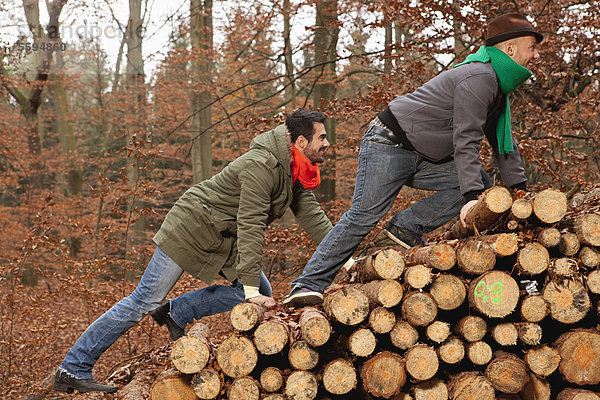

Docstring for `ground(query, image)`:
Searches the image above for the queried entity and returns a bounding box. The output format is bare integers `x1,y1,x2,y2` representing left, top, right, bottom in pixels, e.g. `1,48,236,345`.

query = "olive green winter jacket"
153,124,333,287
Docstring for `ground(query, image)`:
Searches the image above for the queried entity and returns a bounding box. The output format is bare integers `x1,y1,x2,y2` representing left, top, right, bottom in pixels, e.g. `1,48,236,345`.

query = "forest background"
0,0,598,398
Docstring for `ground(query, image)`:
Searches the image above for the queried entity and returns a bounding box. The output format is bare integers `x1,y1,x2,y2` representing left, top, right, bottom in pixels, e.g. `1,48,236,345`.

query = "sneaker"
283,288,323,307
381,225,424,250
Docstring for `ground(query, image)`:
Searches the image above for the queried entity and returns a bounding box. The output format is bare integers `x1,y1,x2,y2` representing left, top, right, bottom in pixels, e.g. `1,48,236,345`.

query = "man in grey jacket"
284,13,542,307
54,109,332,394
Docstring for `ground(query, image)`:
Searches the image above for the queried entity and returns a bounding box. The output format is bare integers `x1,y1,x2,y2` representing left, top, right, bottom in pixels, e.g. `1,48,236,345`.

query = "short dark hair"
285,109,326,143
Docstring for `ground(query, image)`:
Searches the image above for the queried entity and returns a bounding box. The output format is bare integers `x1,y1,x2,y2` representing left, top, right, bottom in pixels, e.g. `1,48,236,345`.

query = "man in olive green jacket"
55,109,332,394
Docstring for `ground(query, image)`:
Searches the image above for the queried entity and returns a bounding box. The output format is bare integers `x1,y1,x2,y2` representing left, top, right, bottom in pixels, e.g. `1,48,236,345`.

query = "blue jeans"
60,246,271,379
290,125,490,294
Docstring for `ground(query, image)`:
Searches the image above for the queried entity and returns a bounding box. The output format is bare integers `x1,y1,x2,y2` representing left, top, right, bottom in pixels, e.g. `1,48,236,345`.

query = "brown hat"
485,13,543,46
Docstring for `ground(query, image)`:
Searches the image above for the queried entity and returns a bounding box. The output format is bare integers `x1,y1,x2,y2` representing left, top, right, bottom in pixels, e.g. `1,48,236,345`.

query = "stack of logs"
151,187,600,400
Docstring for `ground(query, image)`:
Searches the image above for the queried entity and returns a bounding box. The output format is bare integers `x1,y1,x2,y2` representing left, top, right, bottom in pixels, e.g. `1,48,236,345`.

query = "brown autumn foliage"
0,0,598,398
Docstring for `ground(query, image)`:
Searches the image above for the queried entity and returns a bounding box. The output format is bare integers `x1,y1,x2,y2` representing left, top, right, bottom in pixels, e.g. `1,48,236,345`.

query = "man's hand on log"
247,295,276,309
460,200,478,227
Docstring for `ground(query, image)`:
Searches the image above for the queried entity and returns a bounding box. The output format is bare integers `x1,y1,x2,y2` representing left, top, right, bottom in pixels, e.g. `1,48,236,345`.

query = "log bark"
532,188,568,224
170,327,210,374
580,246,600,268
559,232,581,256
468,271,520,318
555,329,600,385
491,322,518,346
390,320,419,350
524,345,561,377
151,369,196,400
520,295,548,323
413,378,448,400
368,306,396,334
215,335,257,378
288,340,319,371
299,307,331,347
404,344,439,381
401,291,438,326
485,352,528,394
456,315,487,342
253,319,289,355
354,279,404,308
230,302,264,332
260,367,283,393
322,358,357,395
360,351,406,398
355,248,405,281
191,368,222,400
437,336,465,365
517,242,550,275
429,274,466,310
404,264,432,289
228,376,260,400
556,388,600,400
285,370,318,400
448,371,495,400
542,280,591,324
323,287,370,325
444,186,513,240
426,321,451,344
466,341,492,365
456,239,496,274
405,243,456,271
569,212,600,246
518,322,543,346
519,373,551,400
538,227,561,247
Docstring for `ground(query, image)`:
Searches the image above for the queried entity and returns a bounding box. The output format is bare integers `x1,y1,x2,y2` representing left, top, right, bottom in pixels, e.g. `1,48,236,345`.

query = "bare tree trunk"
313,0,338,202
282,0,296,110
190,0,213,183
125,0,146,246
49,49,83,196
0,0,68,189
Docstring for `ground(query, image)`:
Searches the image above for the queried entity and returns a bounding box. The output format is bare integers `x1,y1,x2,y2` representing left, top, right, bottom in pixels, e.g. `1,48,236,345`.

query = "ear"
505,42,516,57
295,135,308,149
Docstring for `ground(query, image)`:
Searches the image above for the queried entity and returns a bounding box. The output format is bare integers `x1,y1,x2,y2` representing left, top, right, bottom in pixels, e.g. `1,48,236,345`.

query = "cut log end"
555,329,600,386
361,351,406,398
215,335,257,378
323,287,370,325
468,271,520,318
404,344,439,381
485,352,529,394
322,359,357,395
430,274,466,311
260,367,284,393
285,371,318,400
230,302,264,332
543,280,591,324
448,371,495,400
533,188,568,224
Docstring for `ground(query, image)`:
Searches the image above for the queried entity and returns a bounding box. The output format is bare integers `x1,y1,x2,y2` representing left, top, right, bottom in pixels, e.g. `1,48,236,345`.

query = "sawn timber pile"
151,186,600,400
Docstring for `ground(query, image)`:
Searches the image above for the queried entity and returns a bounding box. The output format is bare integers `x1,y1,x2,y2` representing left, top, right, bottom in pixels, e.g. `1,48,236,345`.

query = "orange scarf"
291,145,321,190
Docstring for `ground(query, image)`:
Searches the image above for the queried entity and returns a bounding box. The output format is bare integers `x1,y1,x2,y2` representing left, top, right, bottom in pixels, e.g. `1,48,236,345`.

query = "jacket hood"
250,124,292,175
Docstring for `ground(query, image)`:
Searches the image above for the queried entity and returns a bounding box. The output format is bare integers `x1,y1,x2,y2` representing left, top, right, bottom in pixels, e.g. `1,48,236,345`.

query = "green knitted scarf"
455,46,532,154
